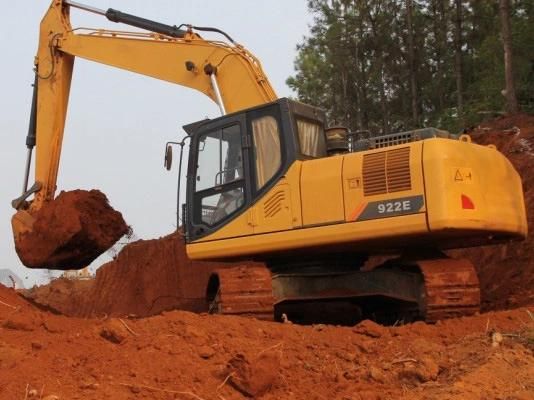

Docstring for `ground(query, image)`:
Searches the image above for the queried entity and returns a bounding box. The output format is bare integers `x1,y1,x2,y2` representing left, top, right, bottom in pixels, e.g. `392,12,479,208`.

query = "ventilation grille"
372,133,414,148
263,191,285,218
363,147,411,196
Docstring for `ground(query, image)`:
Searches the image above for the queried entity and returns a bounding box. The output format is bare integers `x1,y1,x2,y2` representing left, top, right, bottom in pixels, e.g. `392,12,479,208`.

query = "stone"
353,320,389,339
368,366,386,383
99,319,129,344
198,345,216,359
227,350,281,397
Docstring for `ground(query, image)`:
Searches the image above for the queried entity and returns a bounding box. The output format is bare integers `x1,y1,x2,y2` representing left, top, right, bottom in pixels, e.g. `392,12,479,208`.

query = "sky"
0,0,313,287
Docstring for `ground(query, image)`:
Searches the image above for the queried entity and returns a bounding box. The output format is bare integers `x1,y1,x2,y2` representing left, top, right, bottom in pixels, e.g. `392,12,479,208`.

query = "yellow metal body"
186,139,527,260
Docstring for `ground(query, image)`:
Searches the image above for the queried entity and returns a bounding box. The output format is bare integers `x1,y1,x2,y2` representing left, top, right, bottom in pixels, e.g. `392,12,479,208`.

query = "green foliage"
288,0,533,134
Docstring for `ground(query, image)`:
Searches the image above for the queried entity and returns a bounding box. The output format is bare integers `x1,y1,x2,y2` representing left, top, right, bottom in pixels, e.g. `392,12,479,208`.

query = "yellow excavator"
12,0,527,324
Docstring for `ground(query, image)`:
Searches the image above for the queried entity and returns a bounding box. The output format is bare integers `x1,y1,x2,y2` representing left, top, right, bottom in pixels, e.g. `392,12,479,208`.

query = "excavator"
12,0,527,324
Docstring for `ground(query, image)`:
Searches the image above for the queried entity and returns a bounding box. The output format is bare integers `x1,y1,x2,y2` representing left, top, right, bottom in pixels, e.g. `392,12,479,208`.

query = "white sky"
0,1,312,286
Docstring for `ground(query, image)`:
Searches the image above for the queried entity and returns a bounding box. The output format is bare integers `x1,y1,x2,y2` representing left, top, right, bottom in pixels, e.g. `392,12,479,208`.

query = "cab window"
200,187,244,226
297,118,327,158
252,115,282,190
195,124,244,226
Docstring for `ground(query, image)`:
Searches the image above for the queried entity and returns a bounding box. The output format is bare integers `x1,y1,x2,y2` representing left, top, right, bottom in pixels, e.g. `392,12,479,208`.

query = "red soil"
15,190,128,270
24,232,257,318
1,284,533,399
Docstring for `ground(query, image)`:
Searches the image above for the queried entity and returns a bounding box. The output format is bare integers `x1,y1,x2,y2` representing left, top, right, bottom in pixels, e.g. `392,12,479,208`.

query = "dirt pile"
452,114,534,311
2,284,533,399
15,190,128,270
24,232,253,318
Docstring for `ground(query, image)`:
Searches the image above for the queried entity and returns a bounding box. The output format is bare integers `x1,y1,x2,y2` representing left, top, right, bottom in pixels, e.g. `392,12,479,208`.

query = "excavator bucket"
12,190,129,270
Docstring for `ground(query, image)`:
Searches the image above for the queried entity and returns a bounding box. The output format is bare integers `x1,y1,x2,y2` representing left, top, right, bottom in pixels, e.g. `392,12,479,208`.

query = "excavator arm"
12,0,276,268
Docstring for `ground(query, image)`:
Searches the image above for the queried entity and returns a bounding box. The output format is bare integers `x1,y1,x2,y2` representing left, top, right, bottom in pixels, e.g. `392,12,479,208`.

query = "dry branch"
216,373,234,391
118,318,138,336
257,341,284,356
0,299,17,310
392,358,418,365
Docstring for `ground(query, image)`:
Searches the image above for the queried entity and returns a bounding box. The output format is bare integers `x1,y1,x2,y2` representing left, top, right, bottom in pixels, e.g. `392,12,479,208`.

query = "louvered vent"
263,191,285,218
373,133,413,148
362,152,387,196
363,147,411,196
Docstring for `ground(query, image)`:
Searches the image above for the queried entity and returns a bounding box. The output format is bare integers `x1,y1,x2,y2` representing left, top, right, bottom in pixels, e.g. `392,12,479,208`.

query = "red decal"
461,194,475,209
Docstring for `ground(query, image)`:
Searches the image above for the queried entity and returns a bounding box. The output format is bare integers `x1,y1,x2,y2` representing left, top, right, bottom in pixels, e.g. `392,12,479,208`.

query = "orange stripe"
349,202,368,221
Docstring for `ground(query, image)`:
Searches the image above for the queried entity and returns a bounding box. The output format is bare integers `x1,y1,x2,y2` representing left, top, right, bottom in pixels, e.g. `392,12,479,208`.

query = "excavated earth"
22,232,260,318
5,113,533,399
1,284,533,399
15,190,128,270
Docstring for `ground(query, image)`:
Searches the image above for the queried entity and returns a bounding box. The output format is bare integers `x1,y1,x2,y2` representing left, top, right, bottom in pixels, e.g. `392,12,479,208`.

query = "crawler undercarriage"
207,256,480,325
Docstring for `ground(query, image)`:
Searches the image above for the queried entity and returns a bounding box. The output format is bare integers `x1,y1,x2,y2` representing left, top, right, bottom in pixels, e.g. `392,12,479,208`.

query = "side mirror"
164,145,173,171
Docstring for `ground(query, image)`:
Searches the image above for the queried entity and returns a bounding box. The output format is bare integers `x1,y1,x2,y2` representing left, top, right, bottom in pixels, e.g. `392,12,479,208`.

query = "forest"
288,0,533,134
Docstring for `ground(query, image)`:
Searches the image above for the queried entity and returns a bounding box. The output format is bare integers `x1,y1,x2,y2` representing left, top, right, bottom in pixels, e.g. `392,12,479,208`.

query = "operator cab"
183,98,327,241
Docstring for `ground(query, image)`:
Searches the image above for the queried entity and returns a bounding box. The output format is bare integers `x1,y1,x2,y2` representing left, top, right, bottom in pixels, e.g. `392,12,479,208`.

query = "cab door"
187,114,253,241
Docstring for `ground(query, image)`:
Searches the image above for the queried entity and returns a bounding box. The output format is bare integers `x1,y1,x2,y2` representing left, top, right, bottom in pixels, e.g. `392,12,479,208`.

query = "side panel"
300,156,345,226
342,142,426,222
252,161,303,234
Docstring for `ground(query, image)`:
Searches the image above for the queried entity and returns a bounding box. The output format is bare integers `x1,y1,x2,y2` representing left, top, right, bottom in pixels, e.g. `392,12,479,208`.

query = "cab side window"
296,118,327,158
252,115,281,190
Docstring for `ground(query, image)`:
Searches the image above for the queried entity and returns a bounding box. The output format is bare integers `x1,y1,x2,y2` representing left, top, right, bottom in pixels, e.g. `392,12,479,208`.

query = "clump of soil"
227,350,281,397
15,190,129,270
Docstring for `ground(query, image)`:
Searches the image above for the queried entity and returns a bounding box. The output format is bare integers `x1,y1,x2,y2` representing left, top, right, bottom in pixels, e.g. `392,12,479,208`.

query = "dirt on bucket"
14,189,129,270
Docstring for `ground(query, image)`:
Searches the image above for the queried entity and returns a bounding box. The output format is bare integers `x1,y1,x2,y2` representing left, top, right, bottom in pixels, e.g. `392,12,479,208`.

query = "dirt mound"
24,232,254,318
15,190,128,270
452,113,534,311
2,284,533,399
22,277,94,315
